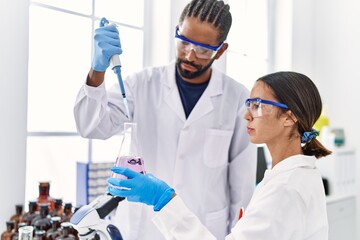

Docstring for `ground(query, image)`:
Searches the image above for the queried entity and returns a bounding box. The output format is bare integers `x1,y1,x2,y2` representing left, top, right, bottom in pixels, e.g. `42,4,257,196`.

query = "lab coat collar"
262,155,317,184
163,61,186,122
163,61,224,126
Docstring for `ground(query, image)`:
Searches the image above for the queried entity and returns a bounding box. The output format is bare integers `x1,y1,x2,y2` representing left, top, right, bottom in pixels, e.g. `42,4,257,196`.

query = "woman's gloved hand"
92,17,122,72
107,167,175,211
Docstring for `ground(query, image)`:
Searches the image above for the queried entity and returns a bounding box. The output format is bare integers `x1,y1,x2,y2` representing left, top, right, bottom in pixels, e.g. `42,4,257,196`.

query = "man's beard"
176,58,215,80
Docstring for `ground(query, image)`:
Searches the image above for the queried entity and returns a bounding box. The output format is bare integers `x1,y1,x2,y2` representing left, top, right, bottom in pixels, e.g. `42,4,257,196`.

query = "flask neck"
119,122,140,157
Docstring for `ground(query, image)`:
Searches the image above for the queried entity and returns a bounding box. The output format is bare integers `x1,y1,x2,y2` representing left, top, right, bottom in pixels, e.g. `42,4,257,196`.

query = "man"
74,0,257,239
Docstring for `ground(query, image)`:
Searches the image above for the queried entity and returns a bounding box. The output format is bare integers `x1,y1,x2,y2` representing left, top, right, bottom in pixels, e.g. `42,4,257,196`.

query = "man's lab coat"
74,61,257,240
153,155,328,240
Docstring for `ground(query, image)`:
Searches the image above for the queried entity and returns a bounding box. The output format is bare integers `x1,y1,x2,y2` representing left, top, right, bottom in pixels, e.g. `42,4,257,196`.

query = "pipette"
101,18,132,121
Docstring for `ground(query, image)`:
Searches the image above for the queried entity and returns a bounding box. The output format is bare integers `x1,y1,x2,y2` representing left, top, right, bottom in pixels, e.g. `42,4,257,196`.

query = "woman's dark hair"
257,71,332,159
179,0,232,43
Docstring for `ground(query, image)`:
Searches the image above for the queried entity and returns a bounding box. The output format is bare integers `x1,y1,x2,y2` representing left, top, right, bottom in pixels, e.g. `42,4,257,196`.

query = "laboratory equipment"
70,193,124,240
1,221,15,239
10,204,23,229
56,222,76,240
33,230,46,240
12,222,26,240
113,156,145,180
61,203,73,222
21,201,38,226
33,203,51,231
332,128,345,146
18,225,34,240
50,198,63,217
46,217,62,240
110,122,146,184
101,18,131,121
37,182,55,211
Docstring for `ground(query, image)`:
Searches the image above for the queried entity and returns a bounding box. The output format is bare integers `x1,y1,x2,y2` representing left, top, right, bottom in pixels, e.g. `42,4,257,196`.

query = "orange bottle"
10,204,23,230
37,181,55,211
0,221,14,240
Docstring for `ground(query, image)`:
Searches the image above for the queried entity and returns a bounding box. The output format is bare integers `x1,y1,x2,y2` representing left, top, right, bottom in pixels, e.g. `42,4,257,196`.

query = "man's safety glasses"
245,98,289,118
175,26,224,60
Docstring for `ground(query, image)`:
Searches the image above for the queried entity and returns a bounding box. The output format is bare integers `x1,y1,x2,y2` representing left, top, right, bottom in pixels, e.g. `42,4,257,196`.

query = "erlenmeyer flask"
111,122,146,185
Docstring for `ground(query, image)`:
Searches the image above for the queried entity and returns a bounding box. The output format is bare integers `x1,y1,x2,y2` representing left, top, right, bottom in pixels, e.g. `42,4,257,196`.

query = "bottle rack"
76,162,113,206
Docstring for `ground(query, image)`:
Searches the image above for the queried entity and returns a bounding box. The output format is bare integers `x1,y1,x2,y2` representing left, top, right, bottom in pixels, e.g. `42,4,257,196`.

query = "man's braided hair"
179,0,232,43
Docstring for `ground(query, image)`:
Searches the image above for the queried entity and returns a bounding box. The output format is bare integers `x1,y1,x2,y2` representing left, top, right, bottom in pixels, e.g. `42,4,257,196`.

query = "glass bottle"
10,204,23,230
33,203,51,231
60,203,72,223
21,201,38,226
111,122,146,184
1,221,15,240
46,217,61,240
73,206,81,214
37,182,55,212
49,199,63,217
55,223,76,240
12,222,26,240
18,225,33,240
33,230,46,240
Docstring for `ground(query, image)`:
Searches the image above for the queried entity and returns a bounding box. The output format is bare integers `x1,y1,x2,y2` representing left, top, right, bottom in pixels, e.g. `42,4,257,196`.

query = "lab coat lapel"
185,69,223,127
163,62,186,122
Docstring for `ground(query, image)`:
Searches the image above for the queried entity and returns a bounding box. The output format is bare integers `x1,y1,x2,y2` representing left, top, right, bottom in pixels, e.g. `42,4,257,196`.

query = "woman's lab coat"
153,155,329,240
74,61,257,240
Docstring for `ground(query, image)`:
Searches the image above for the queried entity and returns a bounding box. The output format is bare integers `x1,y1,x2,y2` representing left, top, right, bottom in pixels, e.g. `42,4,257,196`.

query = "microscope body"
70,194,124,240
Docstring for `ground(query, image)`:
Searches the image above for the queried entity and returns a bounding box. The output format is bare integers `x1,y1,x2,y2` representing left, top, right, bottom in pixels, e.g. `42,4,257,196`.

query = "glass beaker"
19,225,33,240
110,122,146,186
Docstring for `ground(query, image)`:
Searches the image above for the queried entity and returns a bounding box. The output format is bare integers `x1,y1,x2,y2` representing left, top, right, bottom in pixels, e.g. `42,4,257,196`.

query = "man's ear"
214,43,228,60
283,110,297,127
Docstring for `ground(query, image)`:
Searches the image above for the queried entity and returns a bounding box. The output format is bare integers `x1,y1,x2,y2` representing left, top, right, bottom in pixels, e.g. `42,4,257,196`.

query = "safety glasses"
245,98,289,118
175,26,224,60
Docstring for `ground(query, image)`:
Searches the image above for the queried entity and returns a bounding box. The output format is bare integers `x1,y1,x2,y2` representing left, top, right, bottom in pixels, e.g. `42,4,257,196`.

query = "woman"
108,71,331,240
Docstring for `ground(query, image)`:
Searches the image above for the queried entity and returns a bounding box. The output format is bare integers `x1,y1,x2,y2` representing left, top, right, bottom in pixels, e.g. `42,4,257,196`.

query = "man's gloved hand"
107,167,175,211
91,17,122,72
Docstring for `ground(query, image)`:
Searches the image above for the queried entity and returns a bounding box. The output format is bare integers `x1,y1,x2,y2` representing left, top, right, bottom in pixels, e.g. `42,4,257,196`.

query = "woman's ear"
283,110,297,127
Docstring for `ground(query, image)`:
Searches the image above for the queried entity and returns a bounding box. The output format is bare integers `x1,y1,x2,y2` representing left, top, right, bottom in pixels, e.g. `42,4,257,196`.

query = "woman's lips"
247,127,254,134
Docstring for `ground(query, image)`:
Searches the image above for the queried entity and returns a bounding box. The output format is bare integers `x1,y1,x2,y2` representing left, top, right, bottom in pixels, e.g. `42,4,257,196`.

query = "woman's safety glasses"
175,26,224,60
245,98,289,118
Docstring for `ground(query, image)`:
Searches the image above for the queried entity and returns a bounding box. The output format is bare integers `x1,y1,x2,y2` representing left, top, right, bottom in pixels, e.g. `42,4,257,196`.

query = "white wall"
0,0,29,232
144,0,172,67
279,0,360,238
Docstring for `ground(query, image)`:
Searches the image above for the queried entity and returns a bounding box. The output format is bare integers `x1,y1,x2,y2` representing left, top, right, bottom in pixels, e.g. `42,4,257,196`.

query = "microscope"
70,193,124,240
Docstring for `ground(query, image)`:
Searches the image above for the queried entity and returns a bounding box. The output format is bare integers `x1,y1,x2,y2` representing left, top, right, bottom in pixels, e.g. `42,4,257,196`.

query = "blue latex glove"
92,17,122,72
107,167,175,211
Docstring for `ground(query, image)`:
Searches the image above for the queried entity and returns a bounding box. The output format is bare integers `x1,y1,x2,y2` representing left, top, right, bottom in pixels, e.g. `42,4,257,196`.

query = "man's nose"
185,48,197,61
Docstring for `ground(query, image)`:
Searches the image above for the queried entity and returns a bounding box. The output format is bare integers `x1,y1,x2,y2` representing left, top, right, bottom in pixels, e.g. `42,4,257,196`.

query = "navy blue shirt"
176,70,209,118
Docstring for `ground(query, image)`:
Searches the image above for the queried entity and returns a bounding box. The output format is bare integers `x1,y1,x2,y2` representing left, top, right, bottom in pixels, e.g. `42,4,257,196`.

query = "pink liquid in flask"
112,155,146,180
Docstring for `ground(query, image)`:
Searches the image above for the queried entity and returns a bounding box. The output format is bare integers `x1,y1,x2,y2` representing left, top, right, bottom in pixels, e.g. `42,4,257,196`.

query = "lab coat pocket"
203,129,232,168
205,206,229,239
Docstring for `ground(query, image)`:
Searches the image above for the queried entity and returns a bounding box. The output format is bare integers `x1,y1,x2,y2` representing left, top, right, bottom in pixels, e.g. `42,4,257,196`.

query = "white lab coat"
74,61,257,240
153,155,329,240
